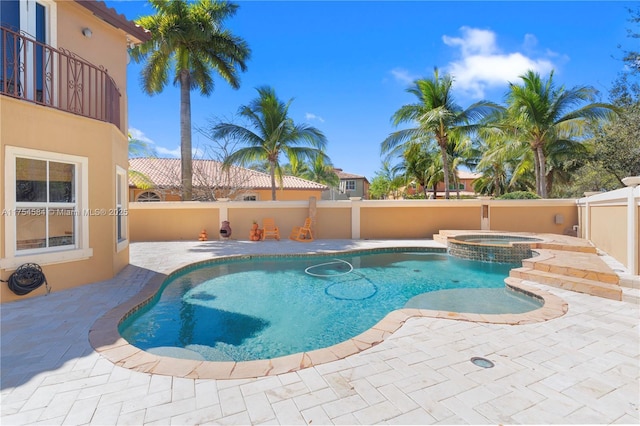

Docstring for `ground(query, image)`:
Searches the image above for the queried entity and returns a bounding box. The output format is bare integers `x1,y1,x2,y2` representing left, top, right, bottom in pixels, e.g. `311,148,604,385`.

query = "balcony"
1,26,121,128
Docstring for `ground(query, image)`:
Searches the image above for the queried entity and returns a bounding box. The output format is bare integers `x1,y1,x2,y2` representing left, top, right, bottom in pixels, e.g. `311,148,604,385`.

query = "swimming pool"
119,249,543,362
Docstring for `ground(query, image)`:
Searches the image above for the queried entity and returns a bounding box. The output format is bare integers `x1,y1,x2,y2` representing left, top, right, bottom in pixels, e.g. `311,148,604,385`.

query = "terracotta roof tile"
333,168,369,181
129,158,327,190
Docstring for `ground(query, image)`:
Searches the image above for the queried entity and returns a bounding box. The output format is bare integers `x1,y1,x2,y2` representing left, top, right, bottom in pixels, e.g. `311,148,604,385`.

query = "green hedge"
496,191,541,200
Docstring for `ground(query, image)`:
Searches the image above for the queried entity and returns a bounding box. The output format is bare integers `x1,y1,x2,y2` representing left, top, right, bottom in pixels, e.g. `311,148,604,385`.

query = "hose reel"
2,263,50,296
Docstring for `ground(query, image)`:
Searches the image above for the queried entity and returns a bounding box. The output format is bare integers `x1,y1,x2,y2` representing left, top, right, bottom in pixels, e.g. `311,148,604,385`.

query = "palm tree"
214,86,329,200
131,0,250,201
282,152,310,178
401,141,440,198
504,70,617,197
474,137,534,196
382,68,502,199
304,155,339,188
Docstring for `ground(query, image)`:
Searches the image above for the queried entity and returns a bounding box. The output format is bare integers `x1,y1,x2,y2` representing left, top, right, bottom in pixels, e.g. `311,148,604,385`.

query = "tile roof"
457,170,482,180
334,168,369,181
129,158,328,190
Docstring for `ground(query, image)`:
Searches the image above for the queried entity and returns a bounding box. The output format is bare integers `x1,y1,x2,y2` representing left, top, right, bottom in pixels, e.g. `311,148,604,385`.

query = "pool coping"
89,247,569,380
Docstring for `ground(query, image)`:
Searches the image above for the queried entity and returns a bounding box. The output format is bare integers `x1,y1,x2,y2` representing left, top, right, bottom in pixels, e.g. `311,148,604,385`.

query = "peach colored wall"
317,208,351,239
129,200,579,243
128,204,221,242
589,206,628,268
1,98,129,303
489,202,578,234
361,205,479,239
56,1,130,134
227,206,309,239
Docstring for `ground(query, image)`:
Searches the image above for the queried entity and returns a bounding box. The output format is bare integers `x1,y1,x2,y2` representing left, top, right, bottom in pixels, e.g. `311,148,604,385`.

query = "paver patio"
1,239,638,425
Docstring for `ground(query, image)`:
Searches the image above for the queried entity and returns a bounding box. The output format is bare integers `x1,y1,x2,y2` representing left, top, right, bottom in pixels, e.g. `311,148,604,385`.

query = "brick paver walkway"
1,240,638,425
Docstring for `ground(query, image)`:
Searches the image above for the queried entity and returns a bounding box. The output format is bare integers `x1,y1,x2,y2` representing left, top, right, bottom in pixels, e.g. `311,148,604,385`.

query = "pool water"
119,251,542,362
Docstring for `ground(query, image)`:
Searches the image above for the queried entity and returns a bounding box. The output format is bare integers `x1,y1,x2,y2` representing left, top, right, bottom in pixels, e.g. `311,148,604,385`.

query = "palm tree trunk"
180,70,193,201
536,146,547,198
532,145,541,197
269,162,277,200
439,143,450,199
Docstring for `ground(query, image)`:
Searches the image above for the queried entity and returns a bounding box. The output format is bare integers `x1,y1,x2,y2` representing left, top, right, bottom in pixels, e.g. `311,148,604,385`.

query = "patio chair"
262,218,280,241
289,217,314,242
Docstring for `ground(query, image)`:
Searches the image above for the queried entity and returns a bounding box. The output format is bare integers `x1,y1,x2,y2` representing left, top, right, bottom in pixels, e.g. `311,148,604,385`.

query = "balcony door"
1,0,56,102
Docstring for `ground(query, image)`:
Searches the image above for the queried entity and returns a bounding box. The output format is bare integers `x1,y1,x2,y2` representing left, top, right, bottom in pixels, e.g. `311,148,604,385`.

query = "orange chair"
262,218,280,241
289,217,314,242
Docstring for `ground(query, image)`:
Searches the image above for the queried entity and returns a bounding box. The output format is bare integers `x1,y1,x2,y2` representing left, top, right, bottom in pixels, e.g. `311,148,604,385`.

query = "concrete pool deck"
2,239,639,424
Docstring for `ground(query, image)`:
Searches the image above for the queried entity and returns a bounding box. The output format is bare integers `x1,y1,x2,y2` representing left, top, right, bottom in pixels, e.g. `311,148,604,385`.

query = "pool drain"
470,357,494,368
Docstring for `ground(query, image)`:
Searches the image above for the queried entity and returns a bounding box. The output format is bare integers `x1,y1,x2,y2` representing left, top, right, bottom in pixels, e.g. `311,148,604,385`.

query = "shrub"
497,191,541,200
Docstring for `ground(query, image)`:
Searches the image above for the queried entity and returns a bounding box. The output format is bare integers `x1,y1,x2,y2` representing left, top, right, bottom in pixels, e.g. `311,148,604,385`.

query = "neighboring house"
322,168,370,200
435,170,482,198
1,0,149,302
403,170,482,199
129,158,328,202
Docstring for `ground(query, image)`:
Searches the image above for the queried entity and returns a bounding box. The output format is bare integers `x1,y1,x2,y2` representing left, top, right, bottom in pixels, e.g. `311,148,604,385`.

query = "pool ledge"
89,274,567,380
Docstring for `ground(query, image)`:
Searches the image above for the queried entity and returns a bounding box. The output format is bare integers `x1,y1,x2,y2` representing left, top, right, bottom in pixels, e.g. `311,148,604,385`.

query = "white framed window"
115,166,128,252
2,146,92,269
345,180,356,191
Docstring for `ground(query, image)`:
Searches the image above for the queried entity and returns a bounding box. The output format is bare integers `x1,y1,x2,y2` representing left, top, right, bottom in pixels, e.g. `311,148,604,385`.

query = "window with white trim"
345,180,356,191
115,166,128,251
2,147,91,269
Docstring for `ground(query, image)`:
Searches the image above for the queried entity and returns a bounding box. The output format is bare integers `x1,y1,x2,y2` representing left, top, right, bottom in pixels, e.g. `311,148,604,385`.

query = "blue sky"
107,0,635,181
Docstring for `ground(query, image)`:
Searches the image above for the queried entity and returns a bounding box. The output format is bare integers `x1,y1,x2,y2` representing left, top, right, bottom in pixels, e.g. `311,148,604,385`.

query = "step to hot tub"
509,267,622,301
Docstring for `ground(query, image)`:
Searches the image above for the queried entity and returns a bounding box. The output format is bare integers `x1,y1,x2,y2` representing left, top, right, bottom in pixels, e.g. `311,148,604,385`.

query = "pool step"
521,249,619,285
509,267,622,301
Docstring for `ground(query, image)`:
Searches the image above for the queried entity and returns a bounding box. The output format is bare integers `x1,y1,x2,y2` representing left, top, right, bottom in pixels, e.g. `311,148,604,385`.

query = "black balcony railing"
1,26,121,127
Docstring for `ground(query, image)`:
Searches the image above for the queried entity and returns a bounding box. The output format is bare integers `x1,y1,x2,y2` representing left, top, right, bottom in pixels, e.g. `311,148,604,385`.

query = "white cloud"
390,67,416,85
523,33,538,51
128,127,155,144
442,27,498,56
156,146,181,157
305,113,325,123
442,26,556,99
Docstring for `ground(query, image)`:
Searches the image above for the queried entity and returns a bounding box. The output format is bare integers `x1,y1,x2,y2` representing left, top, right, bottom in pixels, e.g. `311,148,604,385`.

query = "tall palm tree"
504,70,617,197
131,0,250,201
214,86,329,200
382,68,502,199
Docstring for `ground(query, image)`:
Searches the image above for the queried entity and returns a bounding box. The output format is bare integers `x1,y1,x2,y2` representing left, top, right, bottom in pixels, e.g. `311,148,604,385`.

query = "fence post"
622,177,640,274
351,198,361,239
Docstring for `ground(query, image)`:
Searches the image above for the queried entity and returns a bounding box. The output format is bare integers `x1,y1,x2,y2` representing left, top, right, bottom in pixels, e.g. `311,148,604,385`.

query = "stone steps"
509,267,622,301
521,250,619,284
435,230,637,302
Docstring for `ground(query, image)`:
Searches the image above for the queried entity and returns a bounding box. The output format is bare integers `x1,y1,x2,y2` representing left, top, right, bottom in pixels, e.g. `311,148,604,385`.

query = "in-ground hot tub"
447,234,543,263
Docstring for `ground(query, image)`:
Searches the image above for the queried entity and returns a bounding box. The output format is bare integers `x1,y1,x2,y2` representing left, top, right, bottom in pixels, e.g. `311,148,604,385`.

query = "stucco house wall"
1,0,148,303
